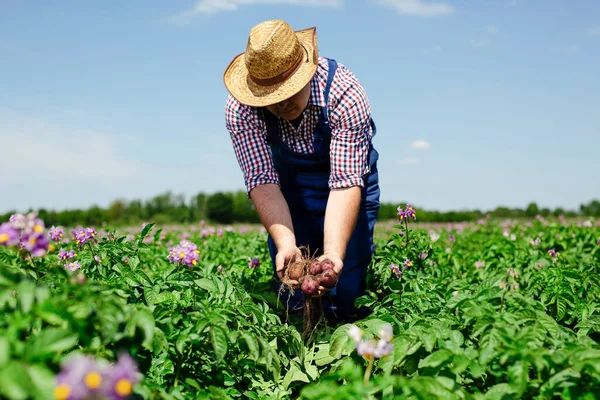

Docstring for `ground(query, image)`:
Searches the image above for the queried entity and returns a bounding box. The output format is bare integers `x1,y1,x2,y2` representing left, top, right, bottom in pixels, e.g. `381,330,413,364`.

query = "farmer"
223,19,380,323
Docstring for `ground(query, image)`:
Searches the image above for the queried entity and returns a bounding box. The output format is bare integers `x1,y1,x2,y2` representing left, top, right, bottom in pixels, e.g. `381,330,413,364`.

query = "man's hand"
320,250,344,276
308,251,343,297
276,245,302,285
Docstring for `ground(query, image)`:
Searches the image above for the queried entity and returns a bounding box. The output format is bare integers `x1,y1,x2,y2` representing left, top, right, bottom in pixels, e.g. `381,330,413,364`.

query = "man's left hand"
313,251,343,297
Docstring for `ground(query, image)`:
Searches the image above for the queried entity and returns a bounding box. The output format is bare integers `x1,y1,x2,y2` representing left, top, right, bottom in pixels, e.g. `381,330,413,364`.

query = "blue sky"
1,0,599,214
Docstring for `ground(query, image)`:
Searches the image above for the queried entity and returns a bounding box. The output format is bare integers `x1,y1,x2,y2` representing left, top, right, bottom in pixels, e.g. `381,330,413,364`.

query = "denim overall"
263,58,380,321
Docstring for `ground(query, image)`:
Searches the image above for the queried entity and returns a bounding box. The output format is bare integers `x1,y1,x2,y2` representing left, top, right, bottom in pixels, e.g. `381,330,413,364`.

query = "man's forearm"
250,184,296,250
323,186,362,260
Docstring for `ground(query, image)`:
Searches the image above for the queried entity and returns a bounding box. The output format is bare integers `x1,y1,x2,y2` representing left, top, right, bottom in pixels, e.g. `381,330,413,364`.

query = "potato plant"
0,212,599,399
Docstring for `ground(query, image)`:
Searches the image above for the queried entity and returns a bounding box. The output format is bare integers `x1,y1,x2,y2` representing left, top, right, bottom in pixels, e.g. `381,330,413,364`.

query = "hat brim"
223,27,318,108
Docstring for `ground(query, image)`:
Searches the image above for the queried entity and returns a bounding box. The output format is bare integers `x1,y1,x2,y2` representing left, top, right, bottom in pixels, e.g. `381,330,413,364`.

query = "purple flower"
0,222,20,247
449,234,456,243
475,260,485,269
58,248,76,262
53,353,141,400
397,206,407,220
390,263,402,278
49,226,65,242
54,354,108,400
74,227,97,248
419,252,427,260
168,240,200,267
104,353,142,400
405,203,416,220
10,212,44,235
20,232,49,257
2,213,49,257
248,257,261,269
65,261,82,272
403,259,413,269
548,249,556,257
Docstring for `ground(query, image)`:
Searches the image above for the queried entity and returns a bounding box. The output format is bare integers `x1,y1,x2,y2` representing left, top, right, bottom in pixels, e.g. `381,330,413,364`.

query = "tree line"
1,191,599,228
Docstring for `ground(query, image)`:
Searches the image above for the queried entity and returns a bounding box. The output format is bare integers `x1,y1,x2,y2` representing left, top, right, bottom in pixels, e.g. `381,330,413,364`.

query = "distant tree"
206,192,234,224
107,200,125,222
580,200,600,217
232,191,260,223
525,202,539,217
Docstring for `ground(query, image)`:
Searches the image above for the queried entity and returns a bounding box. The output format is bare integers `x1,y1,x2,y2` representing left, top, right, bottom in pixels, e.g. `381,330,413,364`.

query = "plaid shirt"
225,57,374,195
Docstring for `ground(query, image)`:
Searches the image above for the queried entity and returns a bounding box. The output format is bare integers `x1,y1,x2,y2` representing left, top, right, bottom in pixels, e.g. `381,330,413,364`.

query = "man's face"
266,82,311,121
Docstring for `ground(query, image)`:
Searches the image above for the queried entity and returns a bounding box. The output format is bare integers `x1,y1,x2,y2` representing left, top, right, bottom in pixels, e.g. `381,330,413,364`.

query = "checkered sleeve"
225,95,280,195
327,64,374,189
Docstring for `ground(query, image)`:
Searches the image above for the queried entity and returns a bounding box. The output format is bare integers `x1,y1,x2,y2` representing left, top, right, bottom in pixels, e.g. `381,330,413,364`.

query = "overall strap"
263,108,280,145
323,58,338,118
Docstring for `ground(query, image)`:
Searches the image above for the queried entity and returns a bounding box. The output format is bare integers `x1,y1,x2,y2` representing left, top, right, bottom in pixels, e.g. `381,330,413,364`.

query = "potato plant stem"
363,357,374,385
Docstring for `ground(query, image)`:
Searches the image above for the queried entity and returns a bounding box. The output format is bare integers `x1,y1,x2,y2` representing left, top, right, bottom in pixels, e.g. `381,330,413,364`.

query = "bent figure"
223,19,380,323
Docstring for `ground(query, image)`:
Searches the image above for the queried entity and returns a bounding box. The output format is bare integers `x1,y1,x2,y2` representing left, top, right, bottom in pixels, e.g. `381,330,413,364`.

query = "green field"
1,213,599,399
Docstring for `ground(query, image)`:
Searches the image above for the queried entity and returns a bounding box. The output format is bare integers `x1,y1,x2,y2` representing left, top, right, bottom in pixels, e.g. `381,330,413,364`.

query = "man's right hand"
275,245,302,286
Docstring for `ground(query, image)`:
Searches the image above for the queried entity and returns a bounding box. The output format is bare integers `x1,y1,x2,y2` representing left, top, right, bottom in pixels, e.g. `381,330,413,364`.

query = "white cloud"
0,108,141,184
469,38,490,48
588,28,600,36
487,24,498,34
165,0,342,24
371,0,454,16
398,157,419,165
410,140,430,150
422,45,441,55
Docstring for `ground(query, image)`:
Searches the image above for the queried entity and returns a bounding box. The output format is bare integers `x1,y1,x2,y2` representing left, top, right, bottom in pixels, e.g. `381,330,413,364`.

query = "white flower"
356,341,375,357
348,325,362,343
373,339,394,358
378,324,393,342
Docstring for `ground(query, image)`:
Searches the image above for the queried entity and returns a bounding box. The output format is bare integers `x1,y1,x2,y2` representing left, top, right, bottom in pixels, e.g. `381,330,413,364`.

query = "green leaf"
419,349,453,369
484,383,516,399
17,280,35,314
195,279,217,293
140,222,155,239
329,324,356,359
210,325,228,363
450,330,464,347
25,329,78,361
314,343,336,366
451,354,471,375
27,364,56,398
240,331,259,362
133,307,155,350
507,360,528,396
535,310,560,339
421,331,437,353
283,361,310,389
362,318,392,338
0,362,30,400
0,337,9,366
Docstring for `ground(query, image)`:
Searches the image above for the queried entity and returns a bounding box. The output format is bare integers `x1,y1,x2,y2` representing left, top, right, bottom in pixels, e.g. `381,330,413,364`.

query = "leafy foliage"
0,217,599,399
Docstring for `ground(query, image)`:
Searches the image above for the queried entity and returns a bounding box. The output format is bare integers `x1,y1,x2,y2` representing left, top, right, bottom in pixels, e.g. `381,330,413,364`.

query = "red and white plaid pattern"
225,57,374,194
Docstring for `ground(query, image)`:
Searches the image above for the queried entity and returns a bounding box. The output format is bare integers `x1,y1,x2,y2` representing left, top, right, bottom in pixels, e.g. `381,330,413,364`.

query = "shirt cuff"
328,175,365,189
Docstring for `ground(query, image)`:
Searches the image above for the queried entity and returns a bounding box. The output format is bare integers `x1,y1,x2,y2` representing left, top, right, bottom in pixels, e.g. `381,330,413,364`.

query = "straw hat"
223,20,318,107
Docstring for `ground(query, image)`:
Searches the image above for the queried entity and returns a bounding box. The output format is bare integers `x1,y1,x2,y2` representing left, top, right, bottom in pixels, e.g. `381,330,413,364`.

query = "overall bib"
263,58,380,321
